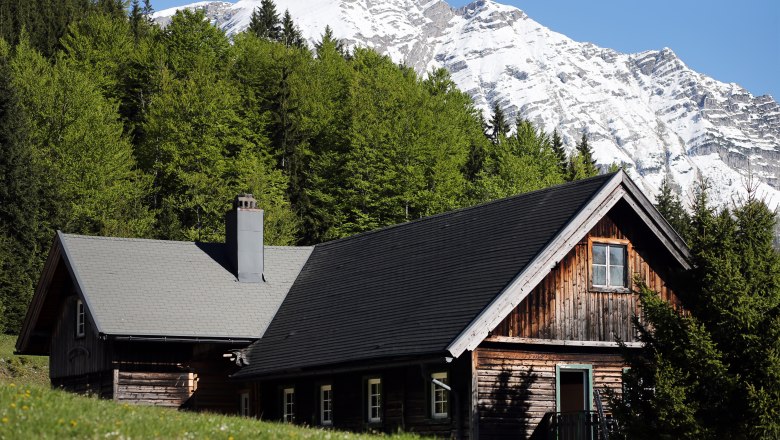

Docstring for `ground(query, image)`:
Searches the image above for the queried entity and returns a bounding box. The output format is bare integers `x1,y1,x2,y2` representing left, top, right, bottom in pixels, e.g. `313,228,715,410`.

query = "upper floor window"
283,388,295,422
320,384,333,426
431,372,449,419
76,299,85,338
367,378,382,423
592,243,627,288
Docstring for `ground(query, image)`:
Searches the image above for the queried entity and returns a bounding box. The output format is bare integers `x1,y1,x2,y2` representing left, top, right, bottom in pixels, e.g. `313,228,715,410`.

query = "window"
75,299,85,338
367,378,382,423
592,243,627,288
240,392,250,417
320,385,333,426
431,372,449,419
283,388,294,422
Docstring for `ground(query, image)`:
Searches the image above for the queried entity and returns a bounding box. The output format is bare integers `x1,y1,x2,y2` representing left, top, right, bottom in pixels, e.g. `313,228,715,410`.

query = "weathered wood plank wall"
115,371,195,407
493,213,679,342
475,346,624,440
49,294,112,379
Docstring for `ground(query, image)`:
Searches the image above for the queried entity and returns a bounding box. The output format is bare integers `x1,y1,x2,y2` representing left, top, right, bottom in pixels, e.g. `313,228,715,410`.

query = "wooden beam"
484,335,643,348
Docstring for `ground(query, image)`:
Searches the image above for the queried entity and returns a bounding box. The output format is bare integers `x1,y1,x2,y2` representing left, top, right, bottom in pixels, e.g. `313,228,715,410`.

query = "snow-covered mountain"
153,0,780,209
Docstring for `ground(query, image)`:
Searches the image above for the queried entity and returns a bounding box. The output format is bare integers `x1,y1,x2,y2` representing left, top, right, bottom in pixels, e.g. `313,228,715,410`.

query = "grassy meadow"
0,335,419,439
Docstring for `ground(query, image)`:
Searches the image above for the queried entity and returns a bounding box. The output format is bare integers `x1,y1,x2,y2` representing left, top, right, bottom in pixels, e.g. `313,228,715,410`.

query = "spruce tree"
551,129,567,176
280,10,306,49
612,181,780,439
488,102,509,144
575,132,598,175
247,0,281,41
655,175,691,241
315,25,344,58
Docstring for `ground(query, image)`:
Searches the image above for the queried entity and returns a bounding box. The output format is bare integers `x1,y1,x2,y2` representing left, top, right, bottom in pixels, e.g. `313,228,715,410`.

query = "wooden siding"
252,359,472,439
475,345,625,440
493,212,680,342
115,371,196,407
49,295,112,379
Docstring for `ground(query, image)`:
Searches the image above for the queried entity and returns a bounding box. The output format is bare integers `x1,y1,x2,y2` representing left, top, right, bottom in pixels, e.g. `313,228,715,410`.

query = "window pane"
609,245,625,266
610,265,625,287
593,244,607,264
593,265,607,285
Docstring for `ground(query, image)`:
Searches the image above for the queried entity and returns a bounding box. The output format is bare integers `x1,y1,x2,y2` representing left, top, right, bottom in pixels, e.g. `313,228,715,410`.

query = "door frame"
555,364,594,412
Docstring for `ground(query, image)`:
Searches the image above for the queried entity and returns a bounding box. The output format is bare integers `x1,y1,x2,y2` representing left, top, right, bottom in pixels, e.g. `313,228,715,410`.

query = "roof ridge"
316,172,617,249
61,234,313,250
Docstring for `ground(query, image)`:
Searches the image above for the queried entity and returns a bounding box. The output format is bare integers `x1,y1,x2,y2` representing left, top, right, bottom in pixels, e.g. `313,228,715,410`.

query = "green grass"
0,335,419,439
0,381,422,439
0,334,49,386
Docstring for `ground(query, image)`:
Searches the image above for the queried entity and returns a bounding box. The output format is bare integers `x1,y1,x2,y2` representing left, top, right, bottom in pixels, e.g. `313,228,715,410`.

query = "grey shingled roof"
60,234,313,339
235,173,617,378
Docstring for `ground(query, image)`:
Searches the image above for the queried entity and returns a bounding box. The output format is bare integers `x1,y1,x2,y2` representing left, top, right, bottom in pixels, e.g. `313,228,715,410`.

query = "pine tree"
142,0,153,16
488,102,509,144
315,25,344,58
551,129,567,176
129,0,144,42
574,132,598,175
655,176,691,241
247,0,281,41
280,10,306,49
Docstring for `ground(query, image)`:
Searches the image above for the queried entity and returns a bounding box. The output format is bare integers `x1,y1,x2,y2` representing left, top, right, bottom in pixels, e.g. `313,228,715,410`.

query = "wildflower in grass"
9,403,15,408
70,420,77,427
1,417,8,423
9,383,15,388
21,405,28,411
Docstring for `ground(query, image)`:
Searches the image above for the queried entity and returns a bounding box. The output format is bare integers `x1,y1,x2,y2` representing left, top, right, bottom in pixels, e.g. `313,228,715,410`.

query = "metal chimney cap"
234,194,258,210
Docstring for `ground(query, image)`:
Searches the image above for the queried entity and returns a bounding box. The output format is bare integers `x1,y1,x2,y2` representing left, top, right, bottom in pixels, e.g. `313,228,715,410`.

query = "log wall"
115,371,196,407
475,345,625,440
493,212,680,342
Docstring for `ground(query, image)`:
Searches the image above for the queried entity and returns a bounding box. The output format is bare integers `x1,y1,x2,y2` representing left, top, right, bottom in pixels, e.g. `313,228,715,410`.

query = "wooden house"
16,171,689,438
232,171,689,439
15,196,313,413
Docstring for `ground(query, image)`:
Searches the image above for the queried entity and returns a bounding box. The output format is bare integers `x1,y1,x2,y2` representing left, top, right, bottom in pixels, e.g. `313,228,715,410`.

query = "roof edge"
446,172,626,357
57,230,105,335
446,170,693,358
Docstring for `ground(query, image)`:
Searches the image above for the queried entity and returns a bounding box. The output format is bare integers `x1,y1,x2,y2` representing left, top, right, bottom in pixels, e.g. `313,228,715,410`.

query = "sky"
151,0,779,99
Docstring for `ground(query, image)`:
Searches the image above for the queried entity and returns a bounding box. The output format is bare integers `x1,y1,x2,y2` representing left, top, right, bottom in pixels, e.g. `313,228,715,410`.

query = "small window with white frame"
367,378,382,423
592,242,627,289
283,387,295,422
75,299,85,338
320,384,333,426
240,392,250,417
431,372,449,419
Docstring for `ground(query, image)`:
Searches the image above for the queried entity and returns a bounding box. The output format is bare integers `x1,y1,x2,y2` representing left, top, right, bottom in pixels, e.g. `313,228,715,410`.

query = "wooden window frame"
588,237,631,293
555,364,594,412
75,298,85,338
366,377,382,424
320,384,333,426
283,387,295,423
430,371,449,420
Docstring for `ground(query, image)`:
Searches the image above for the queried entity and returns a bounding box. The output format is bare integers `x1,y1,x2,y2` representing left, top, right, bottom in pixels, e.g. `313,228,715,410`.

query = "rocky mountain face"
154,0,780,209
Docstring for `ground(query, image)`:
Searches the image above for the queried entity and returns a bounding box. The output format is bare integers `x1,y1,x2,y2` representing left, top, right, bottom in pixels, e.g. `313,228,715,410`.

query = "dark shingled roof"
235,173,616,378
